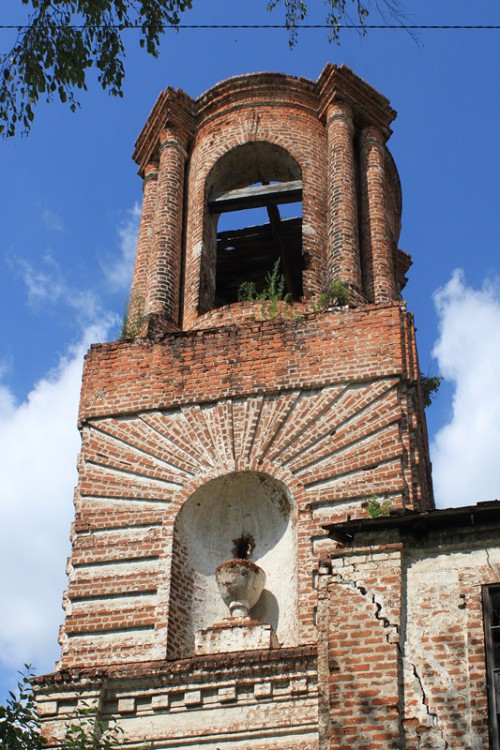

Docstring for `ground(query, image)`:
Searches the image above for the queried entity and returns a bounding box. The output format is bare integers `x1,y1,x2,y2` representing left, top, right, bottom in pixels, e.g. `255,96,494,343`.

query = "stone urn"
215,558,266,619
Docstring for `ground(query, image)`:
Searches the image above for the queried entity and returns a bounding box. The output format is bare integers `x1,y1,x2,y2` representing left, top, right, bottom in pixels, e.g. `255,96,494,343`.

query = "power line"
1,23,500,31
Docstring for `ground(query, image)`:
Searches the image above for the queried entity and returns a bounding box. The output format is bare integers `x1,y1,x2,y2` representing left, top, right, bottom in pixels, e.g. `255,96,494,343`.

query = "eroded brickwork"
127,64,403,332
319,512,500,749
37,648,320,749
36,63,498,750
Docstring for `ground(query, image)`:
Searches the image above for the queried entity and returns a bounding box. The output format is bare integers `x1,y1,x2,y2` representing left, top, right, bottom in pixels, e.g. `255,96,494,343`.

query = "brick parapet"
78,303,417,425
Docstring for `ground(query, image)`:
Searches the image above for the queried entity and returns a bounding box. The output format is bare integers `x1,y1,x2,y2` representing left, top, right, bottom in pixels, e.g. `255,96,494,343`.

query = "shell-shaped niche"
167,471,298,659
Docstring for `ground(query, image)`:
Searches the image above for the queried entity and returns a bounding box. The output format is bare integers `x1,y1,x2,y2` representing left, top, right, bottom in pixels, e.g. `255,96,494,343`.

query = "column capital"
143,162,159,183
159,132,188,160
360,124,386,148
133,86,195,177
326,101,354,129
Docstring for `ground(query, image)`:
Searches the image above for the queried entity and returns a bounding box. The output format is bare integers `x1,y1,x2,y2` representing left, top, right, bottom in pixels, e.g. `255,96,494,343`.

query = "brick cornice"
317,63,396,138
35,644,318,690
133,65,396,177
194,71,318,127
133,87,195,177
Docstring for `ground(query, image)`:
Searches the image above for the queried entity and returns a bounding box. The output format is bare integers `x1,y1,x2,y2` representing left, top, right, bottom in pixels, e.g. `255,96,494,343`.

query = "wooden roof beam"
209,180,302,214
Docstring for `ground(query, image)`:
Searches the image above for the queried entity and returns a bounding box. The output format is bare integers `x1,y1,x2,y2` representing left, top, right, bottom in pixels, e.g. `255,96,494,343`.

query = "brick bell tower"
37,64,433,749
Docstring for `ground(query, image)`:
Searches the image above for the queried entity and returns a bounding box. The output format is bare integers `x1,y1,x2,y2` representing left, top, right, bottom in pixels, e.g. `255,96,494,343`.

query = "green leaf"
0,0,406,137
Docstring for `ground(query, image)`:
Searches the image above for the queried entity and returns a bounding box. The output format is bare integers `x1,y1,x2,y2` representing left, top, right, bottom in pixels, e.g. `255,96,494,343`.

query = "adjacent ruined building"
36,64,500,749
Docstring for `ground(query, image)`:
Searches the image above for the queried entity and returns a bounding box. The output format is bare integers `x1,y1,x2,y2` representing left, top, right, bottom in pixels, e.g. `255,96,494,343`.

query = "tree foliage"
420,371,443,408
0,667,45,750
1,0,406,137
62,705,124,750
0,0,193,137
0,668,126,750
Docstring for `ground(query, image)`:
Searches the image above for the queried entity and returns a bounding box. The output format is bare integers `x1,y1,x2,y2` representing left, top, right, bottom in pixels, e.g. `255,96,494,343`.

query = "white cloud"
15,252,66,306
0,207,132,694
103,203,141,292
0,319,115,680
41,209,64,233
13,252,104,324
431,269,500,508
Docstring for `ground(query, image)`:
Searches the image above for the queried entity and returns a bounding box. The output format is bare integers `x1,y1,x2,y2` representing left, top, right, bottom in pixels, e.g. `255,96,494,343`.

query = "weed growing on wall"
313,281,350,311
366,495,392,518
120,293,145,340
420,372,443,408
238,259,291,318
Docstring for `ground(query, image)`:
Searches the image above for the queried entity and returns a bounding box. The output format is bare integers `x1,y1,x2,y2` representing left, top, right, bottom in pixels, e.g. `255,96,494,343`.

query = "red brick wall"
80,304,415,420
58,301,433,669
129,65,402,330
326,545,403,750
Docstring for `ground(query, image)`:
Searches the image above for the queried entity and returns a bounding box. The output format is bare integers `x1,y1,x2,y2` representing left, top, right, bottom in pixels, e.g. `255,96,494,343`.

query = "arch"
199,142,304,312
207,141,302,198
167,470,299,659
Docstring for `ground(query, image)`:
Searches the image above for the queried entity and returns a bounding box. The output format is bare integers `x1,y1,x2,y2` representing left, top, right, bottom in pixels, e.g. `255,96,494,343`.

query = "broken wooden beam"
209,180,302,214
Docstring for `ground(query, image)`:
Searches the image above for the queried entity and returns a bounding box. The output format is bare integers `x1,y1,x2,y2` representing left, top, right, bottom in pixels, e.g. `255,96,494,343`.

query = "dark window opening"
483,584,500,749
210,181,303,307
204,143,304,311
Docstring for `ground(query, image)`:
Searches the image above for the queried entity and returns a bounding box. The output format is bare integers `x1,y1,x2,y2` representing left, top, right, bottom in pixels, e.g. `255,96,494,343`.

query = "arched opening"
201,142,304,311
167,471,299,659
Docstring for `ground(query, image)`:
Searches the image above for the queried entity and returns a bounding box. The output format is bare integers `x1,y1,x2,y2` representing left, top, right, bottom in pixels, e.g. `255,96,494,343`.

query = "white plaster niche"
167,471,299,658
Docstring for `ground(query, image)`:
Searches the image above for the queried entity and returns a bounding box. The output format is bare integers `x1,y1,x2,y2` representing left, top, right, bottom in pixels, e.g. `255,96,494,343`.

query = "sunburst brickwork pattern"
60,302,432,669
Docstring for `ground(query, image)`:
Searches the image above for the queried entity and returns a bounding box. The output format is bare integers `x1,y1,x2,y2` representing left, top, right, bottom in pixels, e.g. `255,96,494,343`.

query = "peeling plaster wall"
36,647,320,750
326,544,403,750
403,545,500,749
322,530,500,750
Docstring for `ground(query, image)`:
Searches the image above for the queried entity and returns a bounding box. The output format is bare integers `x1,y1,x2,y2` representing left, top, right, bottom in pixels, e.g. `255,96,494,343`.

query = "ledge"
326,500,500,544
35,644,318,690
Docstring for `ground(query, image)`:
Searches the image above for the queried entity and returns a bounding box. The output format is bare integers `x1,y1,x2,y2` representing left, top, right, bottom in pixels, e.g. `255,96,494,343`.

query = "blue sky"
1,0,500,700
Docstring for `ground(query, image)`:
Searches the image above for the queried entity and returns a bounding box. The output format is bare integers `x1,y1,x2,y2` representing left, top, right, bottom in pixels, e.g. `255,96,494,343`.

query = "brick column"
326,102,362,292
129,162,158,321
360,126,396,303
147,131,187,325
